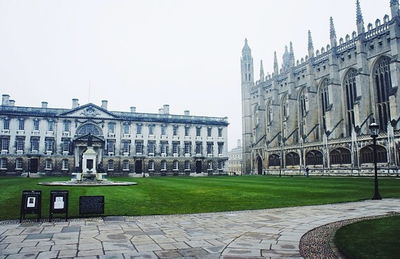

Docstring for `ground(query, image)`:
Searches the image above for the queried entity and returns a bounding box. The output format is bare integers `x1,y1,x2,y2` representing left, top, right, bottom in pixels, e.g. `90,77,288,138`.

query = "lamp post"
369,122,382,200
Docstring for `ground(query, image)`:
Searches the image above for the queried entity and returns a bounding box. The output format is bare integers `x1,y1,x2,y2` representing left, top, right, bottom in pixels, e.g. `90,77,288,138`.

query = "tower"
241,38,254,174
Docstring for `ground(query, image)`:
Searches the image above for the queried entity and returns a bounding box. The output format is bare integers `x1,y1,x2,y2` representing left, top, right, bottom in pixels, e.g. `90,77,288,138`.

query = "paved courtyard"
0,199,399,259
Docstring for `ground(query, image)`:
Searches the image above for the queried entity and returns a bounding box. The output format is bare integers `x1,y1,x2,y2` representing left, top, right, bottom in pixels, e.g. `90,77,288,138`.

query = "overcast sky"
0,0,389,149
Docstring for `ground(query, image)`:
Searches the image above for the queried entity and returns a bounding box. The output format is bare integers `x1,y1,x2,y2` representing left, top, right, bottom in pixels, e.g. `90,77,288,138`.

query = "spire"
242,38,251,56
289,41,295,66
259,60,265,81
391,0,399,18
308,30,314,57
330,17,337,47
356,0,365,33
273,51,279,75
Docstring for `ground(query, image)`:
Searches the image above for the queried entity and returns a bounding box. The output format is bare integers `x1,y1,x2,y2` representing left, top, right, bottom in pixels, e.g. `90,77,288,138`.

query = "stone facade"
0,97,228,176
241,0,400,176
227,139,242,175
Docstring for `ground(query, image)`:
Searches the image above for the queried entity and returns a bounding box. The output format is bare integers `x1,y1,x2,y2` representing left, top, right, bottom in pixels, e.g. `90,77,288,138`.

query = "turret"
259,60,265,82
391,0,399,18
356,0,365,34
308,30,314,57
330,17,337,48
273,51,279,75
289,42,295,67
241,38,254,84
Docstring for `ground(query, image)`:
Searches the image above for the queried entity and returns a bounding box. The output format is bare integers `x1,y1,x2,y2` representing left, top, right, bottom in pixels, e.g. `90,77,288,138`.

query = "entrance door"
29,158,39,173
196,161,202,174
135,160,142,174
257,156,263,175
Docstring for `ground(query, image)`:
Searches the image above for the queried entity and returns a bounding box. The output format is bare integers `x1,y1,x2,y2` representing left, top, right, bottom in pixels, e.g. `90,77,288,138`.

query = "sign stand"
20,190,42,223
49,190,69,222
79,196,104,216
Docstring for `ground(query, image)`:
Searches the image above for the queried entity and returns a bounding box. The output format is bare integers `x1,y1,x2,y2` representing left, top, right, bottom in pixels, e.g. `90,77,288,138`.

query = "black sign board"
79,196,104,216
49,190,69,222
20,190,42,222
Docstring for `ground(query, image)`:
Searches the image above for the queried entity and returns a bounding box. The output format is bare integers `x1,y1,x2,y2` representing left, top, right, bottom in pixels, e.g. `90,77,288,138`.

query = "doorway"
196,161,202,174
135,160,142,174
257,156,263,175
29,158,39,173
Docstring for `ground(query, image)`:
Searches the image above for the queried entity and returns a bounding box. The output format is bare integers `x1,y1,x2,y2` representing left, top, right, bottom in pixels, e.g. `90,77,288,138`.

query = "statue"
87,133,93,147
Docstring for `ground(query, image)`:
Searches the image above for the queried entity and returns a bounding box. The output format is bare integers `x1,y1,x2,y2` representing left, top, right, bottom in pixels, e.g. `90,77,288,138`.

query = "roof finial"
259,60,265,81
356,0,364,24
330,17,336,39
242,38,251,56
308,30,314,57
273,51,279,75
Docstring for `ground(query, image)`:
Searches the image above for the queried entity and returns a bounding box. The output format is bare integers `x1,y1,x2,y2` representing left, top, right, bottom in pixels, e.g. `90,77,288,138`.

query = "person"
305,167,309,177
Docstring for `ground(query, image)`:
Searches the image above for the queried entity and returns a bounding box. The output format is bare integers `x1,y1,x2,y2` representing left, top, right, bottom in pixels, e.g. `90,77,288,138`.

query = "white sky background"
0,0,390,150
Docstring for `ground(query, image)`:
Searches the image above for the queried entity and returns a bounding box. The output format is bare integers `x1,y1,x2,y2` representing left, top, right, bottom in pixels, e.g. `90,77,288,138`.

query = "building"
241,0,400,176
227,139,243,175
0,95,228,176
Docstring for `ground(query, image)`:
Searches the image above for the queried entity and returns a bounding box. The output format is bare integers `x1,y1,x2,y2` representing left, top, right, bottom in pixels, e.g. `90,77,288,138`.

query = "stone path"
0,199,399,259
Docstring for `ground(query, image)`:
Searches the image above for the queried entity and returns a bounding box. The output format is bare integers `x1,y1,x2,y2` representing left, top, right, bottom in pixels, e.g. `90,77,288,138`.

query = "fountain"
39,134,136,186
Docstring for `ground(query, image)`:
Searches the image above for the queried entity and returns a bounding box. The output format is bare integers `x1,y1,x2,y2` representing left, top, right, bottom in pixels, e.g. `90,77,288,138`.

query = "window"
184,160,190,170
173,126,178,136
148,125,154,135
330,148,351,165
173,160,179,170
360,145,387,164
16,158,23,170
16,138,24,151
123,123,130,134
207,127,212,137
218,161,224,170
122,141,130,153
48,120,54,131
344,69,358,136
218,143,224,155
282,95,288,118
135,141,143,154
33,120,40,131
108,123,115,134
320,79,329,133
62,159,69,170
76,123,102,136
3,119,9,130
172,142,179,155
299,90,307,118
207,142,213,154
184,142,191,154
196,127,201,137
161,125,166,135
161,160,167,171
160,142,168,154
63,121,71,132
185,126,190,136
123,160,129,171
147,141,155,154
45,159,53,170
137,124,142,134
31,138,39,151
148,160,155,171
0,158,7,169
62,139,70,152
107,140,115,154
1,138,9,151
305,150,323,166
267,101,273,124
45,138,54,152
218,128,223,137
18,119,24,130
208,161,213,170
285,152,300,166
108,160,114,171
195,142,202,154
374,56,392,131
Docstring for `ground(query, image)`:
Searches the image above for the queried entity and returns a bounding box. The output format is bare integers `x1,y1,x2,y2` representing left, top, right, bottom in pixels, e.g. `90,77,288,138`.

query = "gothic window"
344,69,358,136
285,152,300,166
268,154,280,167
76,124,102,136
360,145,387,164
374,56,392,131
330,148,351,165
184,160,191,170
305,150,323,166
320,79,329,133
148,160,155,171
299,90,307,118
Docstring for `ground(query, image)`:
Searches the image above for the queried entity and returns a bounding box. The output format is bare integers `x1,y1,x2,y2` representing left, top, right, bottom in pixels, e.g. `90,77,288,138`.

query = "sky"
0,0,390,150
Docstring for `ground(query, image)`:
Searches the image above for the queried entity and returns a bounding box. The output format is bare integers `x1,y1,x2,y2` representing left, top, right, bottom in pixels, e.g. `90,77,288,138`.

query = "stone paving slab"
0,199,399,258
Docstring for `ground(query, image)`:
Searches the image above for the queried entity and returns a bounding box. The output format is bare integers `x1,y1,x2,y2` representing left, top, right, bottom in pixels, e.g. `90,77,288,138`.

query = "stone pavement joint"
0,199,399,258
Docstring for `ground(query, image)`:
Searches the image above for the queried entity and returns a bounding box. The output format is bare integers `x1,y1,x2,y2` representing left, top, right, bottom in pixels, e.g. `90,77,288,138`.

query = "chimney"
9,100,15,106
184,110,190,116
163,104,170,114
130,106,136,113
41,101,48,108
101,100,108,110
2,94,10,106
72,98,79,109
158,108,164,114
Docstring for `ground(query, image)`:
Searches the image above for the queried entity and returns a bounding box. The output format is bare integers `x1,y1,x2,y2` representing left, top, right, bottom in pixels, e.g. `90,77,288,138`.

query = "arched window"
285,152,300,166
305,150,323,166
299,88,307,139
266,100,273,125
330,148,351,165
374,56,392,131
268,154,280,167
360,145,387,164
76,123,102,136
320,79,329,133
282,95,288,119
344,69,358,136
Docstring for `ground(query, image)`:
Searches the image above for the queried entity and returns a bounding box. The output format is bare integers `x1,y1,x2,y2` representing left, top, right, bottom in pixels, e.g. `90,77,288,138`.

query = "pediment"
60,103,117,119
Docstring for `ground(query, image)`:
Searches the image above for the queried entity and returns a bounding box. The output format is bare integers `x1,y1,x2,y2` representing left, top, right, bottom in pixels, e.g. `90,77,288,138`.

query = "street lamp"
369,121,382,200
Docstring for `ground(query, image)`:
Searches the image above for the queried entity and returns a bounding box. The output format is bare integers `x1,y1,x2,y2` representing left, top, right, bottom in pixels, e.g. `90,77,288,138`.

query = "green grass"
0,176,399,220
334,216,400,259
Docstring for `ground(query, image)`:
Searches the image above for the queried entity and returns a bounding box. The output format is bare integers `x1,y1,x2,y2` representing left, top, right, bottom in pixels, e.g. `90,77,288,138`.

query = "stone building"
241,0,400,176
0,96,228,176
227,139,242,175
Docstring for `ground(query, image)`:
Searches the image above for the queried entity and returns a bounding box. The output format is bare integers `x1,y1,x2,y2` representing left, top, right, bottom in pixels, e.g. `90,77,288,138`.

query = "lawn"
0,176,399,220
334,216,400,259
